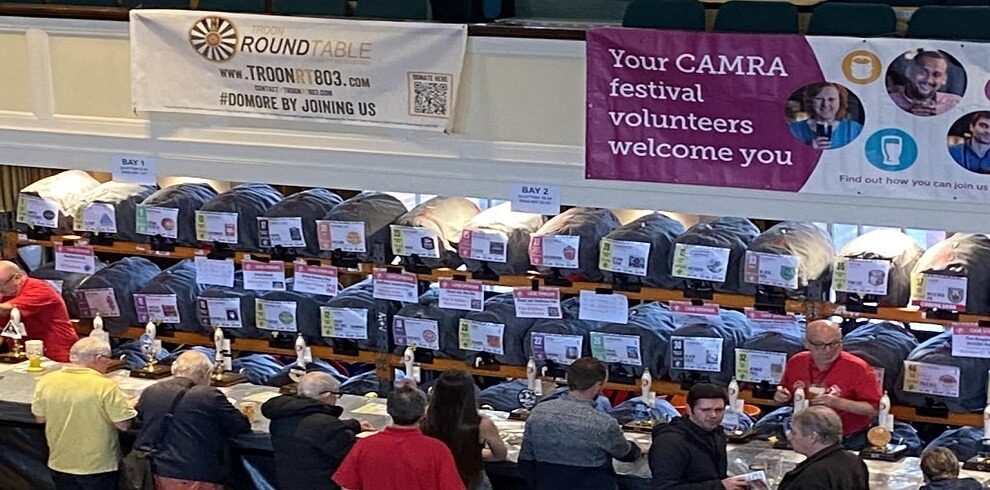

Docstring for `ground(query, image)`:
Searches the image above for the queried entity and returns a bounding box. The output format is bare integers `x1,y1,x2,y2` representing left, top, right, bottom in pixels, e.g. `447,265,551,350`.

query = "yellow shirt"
31,366,137,475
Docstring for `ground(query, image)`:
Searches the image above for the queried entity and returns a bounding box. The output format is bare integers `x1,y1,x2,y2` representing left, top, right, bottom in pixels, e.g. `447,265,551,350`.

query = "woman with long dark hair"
422,370,508,490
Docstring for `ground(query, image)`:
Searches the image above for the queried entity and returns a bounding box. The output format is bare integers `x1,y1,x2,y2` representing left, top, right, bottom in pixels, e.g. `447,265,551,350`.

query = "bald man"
775,319,881,436
0,261,77,362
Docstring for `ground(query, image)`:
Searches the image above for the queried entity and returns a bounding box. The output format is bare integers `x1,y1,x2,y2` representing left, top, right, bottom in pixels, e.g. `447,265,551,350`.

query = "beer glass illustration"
881,135,903,166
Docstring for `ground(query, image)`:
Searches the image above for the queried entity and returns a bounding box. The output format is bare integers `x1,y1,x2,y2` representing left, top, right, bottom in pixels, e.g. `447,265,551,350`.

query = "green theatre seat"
714,0,799,34
354,0,429,19
807,3,897,37
197,0,267,13
906,5,990,41
273,0,347,15
622,0,706,30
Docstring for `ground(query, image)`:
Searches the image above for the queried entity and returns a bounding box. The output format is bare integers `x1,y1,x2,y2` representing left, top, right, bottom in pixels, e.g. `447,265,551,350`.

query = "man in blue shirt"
950,111,990,174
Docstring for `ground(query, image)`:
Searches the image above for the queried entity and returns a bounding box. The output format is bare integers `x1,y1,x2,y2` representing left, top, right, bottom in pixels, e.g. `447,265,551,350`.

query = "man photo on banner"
948,111,990,174
887,49,963,117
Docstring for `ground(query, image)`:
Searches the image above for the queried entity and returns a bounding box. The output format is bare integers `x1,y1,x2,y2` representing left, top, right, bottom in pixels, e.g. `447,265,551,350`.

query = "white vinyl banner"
130,11,467,131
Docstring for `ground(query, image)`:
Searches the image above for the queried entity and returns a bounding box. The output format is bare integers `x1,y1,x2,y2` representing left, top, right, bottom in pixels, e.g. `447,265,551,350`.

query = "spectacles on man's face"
320,390,343,397
806,340,841,351
0,274,19,290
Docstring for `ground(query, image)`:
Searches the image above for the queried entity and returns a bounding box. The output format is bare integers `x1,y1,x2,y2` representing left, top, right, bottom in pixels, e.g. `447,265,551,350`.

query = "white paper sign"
590,331,642,366
745,308,803,338
76,288,121,318
194,256,235,287
112,154,157,185
243,261,287,291
458,319,505,355
292,264,339,296
458,228,509,263
390,225,442,259
578,290,629,324
198,297,243,329
77,203,118,234
438,278,484,312
670,336,724,372
912,273,968,311
258,217,306,248
671,243,731,282
743,251,801,289
735,348,787,383
833,258,891,296
372,268,419,303
512,288,562,319
530,332,583,365
54,245,96,274
510,183,560,215
136,206,179,238
599,238,651,276
195,210,239,244
529,235,580,269
255,299,298,332
16,194,59,228
393,316,440,350
43,279,64,294
951,323,990,359
903,360,960,398
134,294,181,323
317,220,367,253
320,307,369,340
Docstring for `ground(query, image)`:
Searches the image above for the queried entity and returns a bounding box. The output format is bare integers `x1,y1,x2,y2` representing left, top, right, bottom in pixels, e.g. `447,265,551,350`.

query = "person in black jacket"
262,372,375,490
649,383,747,490
134,351,251,489
919,447,983,490
777,406,869,490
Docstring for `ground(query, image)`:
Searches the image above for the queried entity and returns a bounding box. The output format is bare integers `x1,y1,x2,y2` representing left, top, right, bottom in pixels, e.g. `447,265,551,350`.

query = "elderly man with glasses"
0,260,77,362
774,319,881,436
263,371,375,490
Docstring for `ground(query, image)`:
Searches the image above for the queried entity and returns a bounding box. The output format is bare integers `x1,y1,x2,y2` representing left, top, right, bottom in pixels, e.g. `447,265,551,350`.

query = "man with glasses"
774,319,881,436
263,371,375,490
0,260,77,362
32,336,137,490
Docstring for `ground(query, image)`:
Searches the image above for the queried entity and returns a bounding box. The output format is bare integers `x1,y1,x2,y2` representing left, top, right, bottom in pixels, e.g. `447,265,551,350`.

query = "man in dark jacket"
262,372,374,490
920,447,983,490
649,383,747,490
134,351,252,489
778,406,869,490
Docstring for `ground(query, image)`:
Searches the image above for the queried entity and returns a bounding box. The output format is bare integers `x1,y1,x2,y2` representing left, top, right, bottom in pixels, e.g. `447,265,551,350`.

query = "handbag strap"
151,386,192,452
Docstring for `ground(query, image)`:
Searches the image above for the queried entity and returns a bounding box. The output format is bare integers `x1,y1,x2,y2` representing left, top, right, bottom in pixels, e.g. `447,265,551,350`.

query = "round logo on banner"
842,50,882,85
864,129,918,172
189,17,239,63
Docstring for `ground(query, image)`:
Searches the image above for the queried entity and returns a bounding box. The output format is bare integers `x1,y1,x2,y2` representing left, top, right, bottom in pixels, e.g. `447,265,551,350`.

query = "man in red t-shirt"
333,386,464,490
775,319,881,436
0,261,78,362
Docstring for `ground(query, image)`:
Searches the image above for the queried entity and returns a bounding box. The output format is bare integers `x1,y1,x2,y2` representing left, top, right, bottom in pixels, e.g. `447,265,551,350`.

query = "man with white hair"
0,260,77,362
134,350,250,490
32,336,137,490
778,406,869,489
263,372,374,490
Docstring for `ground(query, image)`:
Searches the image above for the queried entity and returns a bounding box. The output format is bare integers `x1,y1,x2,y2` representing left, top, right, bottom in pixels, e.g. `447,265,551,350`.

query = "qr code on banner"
408,72,452,118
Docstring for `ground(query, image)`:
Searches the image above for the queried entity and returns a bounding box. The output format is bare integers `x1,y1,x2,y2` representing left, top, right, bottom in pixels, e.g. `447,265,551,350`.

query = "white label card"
745,308,803,338
458,228,509,263
198,297,243,329
54,245,96,274
195,211,239,244
292,264,339,296
134,294,181,323
743,251,801,289
671,243,731,282
458,319,505,355
530,332,583,365
735,348,787,383
578,290,628,324
669,301,721,324
320,307,369,340
902,360,960,398
194,256,235,288
390,225,442,259
258,217,307,248
510,183,560,215
77,203,118,234
243,261,287,292
393,316,440,350
912,273,968,311
372,268,419,303
590,331,642,366
438,278,484,312
76,288,121,318
599,238,651,276
16,194,59,228
950,323,990,359
112,154,157,185
512,288,562,319
670,336,724,372
529,235,580,269
833,258,890,296
317,220,367,253
136,206,179,238
255,299,298,332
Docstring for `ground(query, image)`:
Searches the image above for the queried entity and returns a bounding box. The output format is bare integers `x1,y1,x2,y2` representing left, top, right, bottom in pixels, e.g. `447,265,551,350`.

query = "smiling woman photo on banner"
786,82,865,150
947,111,990,174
